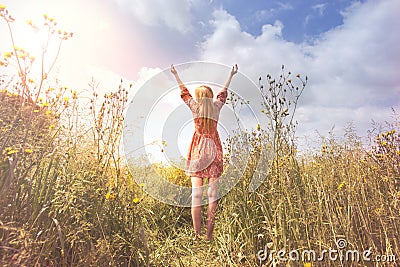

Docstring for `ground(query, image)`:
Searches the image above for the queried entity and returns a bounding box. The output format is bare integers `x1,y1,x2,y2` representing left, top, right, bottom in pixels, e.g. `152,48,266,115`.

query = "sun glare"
2,1,74,72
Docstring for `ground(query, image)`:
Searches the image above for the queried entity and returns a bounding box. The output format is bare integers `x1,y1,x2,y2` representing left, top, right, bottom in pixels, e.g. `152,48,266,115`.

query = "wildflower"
2,147,11,155
33,109,39,113
7,149,18,155
373,208,384,216
25,148,33,153
0,4,6,11
63,96,69,102
49,124,55,130
139,183,145,187
337,182,345,190
105,192,116,200
247,200,252,204
381,141,387,146
304,263,312,267
18,52,27,59
133,197,141,203
3,51,12,58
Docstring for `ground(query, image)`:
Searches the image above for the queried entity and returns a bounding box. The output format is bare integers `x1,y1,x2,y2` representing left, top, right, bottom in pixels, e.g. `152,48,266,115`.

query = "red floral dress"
180,84,227,178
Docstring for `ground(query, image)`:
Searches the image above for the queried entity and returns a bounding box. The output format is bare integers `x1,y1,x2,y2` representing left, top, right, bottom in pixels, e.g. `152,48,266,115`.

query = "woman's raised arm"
171,64,184,87
216,64,238,104
171,64,195,108
223,64,238,90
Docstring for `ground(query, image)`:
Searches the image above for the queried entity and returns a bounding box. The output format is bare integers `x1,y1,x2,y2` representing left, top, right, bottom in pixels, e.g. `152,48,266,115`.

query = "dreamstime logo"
122,61,274,207
257,238,397,264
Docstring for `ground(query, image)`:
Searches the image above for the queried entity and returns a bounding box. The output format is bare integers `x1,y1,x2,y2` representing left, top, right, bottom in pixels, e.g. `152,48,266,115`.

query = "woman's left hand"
230,64,238,76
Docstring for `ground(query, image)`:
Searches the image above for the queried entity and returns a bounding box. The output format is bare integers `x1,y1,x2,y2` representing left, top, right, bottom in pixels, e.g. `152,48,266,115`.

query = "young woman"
171,64,238,241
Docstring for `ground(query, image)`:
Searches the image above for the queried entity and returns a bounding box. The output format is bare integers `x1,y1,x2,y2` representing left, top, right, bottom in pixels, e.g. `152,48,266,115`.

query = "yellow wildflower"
338,182,345,190
304,263,312,267
0,4,6,11
7,149,18,155
18,52,27,59
25,149,33,153
63,96,69,102
139,183,145,187
3,51,12,58
33,109,39,113
133,197,141,203
2,147,11,154
49,124,55,130
105,192,116,200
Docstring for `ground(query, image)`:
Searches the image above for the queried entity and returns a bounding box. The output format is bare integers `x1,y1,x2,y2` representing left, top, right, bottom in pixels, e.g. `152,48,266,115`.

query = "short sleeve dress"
180,84,227,178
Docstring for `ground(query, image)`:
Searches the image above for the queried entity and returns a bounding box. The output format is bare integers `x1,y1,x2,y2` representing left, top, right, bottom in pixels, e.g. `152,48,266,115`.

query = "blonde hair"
195,85,217,130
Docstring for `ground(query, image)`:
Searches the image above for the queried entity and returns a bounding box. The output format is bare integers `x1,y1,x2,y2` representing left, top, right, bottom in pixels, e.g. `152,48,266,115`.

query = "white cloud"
200,0,400,142
312,3,327,16
305,3,327,27
116,0,193,33
255,2,293,22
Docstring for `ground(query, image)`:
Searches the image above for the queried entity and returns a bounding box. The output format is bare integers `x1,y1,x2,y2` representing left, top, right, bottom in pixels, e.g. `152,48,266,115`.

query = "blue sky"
211,0,358,43
1,0,399,156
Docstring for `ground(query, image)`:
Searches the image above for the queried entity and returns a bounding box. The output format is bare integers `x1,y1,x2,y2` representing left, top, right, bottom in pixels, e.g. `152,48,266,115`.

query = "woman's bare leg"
191,177,203,237
206,177,219,240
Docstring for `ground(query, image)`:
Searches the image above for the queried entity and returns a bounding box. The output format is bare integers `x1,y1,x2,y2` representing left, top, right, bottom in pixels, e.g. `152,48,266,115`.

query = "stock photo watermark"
257,238,397,264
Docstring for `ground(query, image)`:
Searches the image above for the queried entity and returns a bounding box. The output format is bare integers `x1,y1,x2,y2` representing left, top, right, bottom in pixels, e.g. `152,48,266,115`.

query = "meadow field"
1,5,399,267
